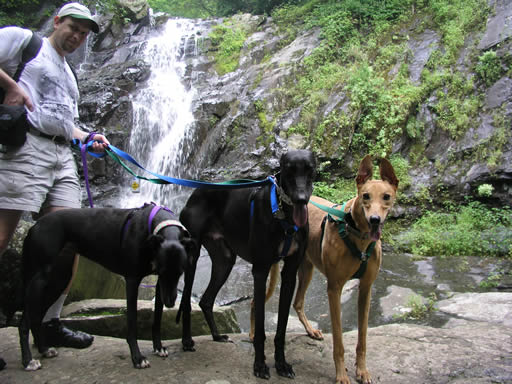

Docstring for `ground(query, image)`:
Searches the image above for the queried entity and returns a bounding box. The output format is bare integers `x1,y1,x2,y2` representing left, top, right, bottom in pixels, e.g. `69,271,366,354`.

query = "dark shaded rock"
60,299,240,340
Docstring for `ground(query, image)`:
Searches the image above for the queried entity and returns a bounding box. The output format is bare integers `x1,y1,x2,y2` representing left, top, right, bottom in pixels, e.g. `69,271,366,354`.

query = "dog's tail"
0,248,24,324
176,305,182,324
266,263,279,301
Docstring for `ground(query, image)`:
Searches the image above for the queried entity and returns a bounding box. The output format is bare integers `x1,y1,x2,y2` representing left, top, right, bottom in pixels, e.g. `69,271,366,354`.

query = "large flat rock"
1,320,510,383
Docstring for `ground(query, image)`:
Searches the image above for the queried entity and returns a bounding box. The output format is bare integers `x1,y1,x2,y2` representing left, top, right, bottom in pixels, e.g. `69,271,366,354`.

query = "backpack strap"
13,32,43,82
2,31,78,103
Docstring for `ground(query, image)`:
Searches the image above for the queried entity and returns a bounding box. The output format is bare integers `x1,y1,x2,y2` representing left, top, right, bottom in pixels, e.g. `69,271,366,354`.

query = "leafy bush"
477,184,494,198
313,178,356,204
402,202,512,257
475,50,503,86
209,23,247,75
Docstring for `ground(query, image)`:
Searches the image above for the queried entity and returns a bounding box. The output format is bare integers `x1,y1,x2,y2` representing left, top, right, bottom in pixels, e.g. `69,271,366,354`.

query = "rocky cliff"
70,0,511,213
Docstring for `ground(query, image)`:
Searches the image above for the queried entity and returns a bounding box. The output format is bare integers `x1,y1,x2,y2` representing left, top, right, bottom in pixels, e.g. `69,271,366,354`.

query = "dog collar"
153,220,189,236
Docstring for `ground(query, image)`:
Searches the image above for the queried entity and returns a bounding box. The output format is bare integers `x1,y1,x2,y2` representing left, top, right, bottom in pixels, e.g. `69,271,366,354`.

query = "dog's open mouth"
293,204,308,227
370,223,383,241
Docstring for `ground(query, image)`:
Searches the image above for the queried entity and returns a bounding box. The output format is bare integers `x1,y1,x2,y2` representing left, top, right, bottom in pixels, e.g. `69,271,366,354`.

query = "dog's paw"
134,358,151,369
213,334,231,343
308,328,324,340
254,361,270,380
276,360,295,379
356,368,372,384
24,359,42,371
154,347,168,357
182,339,195,352
42,347,58,358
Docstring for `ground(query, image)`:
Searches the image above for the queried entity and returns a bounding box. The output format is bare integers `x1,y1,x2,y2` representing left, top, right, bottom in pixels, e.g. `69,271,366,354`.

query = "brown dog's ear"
379,158,399,190
356,155,373,186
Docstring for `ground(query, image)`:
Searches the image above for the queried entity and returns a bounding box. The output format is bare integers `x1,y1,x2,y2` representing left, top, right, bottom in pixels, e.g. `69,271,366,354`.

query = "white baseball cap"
57,2,100,33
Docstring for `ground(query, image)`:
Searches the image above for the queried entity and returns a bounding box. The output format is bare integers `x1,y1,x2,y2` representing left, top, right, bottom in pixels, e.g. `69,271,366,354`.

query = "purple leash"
80,132,98,208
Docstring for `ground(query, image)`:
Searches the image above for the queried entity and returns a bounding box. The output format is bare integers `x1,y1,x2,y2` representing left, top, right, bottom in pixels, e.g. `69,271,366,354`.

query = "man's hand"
0,69,34,111
89,133,110,153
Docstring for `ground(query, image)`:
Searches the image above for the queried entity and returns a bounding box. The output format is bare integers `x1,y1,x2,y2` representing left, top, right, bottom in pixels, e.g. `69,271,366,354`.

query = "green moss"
209,21,247,75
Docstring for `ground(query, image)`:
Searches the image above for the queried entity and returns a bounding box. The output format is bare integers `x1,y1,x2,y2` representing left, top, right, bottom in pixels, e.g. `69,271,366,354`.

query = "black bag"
0,32,42,147
0,105,28,147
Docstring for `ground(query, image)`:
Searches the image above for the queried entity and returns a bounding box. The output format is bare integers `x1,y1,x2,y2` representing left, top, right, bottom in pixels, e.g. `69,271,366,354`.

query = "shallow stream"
188,248,510,334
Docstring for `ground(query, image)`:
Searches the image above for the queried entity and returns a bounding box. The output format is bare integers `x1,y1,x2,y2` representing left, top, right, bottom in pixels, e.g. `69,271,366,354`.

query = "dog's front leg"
327,278,351,384
355,279,373,384
152,279,168,357
252,265,270,379
126,278,149,368
178,246,200,352
274,259,298,378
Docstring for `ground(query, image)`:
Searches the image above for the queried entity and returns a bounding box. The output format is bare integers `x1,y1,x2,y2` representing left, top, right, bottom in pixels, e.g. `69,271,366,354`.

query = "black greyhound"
19,203,194,371
178,150,316,379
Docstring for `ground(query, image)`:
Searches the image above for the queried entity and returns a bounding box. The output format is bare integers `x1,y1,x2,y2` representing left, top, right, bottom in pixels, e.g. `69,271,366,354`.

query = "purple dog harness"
147,204,189,236
121,203,189,243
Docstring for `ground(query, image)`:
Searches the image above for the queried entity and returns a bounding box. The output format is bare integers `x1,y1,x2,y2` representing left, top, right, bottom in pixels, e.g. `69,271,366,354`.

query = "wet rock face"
70,2,512,212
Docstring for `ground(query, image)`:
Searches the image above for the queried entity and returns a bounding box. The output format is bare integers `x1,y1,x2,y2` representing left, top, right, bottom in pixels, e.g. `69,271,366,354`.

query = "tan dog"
250,155,398,384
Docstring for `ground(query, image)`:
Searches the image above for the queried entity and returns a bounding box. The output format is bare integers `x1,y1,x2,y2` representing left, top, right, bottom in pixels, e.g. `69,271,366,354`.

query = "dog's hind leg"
199,238,236,342
294,257,323,340
19,310,40,370
152,279,168,357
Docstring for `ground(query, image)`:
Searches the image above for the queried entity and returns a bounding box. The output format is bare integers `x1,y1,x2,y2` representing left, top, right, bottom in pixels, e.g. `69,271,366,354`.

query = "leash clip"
360,252,368,262
273,210,285,219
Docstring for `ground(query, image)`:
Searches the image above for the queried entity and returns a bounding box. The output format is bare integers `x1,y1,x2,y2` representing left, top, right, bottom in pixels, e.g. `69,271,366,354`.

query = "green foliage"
268,0,490,160
147,0,215,18
475,50,503,86
479,271,503,289
429,0,489,64
477,184,494,198
345,61,423,157
209,22,247,75
313,178,356,204
0,0,53,28
403,202,512,257
389,154,411,190
397,293,437,320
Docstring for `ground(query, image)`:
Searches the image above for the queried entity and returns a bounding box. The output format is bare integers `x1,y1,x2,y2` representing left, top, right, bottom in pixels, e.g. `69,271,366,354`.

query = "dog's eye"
383,194,390,201
363,193,370,200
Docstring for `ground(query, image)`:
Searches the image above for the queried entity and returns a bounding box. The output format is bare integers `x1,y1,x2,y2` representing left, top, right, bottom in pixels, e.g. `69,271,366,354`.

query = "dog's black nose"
369,215,381,225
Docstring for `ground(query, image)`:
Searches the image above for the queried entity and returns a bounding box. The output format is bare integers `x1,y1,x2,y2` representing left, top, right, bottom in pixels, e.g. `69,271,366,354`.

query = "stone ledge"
60,299,240,340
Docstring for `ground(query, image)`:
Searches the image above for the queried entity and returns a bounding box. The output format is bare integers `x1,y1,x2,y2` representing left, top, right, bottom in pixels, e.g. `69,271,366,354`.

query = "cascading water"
121,19,200,211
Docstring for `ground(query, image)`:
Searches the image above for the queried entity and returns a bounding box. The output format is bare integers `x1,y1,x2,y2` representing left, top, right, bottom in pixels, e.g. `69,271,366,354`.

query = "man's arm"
0,68,34,111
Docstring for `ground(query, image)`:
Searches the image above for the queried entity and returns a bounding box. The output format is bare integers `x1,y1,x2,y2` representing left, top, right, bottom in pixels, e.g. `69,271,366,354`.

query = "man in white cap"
0,3,108,365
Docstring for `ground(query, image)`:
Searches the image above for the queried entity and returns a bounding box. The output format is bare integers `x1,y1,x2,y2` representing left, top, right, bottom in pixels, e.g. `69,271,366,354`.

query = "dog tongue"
370,226,382,241
293,204,308,227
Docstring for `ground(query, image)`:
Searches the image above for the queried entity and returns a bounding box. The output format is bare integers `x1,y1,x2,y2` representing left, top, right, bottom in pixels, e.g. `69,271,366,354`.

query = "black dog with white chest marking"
19,203,194,371
178,150,316,379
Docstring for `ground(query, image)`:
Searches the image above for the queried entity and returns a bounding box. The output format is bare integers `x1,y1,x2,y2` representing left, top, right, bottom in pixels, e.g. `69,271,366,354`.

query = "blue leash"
73,139,273,207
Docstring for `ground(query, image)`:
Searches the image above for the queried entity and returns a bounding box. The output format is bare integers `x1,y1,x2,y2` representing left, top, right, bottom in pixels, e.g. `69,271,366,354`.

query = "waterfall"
121,19,199,211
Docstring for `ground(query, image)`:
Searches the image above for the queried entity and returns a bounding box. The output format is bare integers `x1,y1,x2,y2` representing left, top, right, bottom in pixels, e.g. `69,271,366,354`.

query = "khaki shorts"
0,132,81,213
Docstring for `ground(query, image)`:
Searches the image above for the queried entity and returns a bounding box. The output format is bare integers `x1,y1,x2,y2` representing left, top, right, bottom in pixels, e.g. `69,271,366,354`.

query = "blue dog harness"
250,176,298,260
